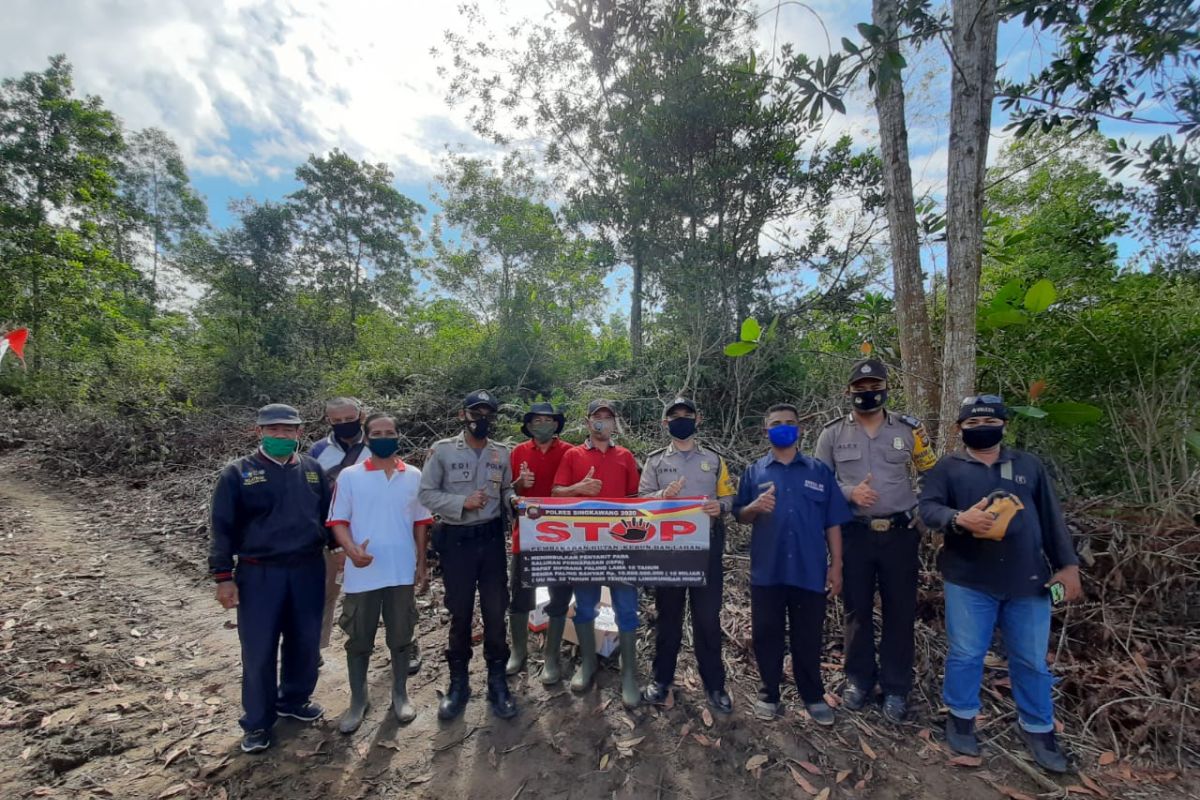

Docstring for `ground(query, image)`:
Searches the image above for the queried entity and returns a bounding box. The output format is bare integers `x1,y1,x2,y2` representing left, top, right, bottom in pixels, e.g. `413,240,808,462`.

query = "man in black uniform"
418,390,519,721
209,404,333,754
919,395,1082,774
814,359,936,721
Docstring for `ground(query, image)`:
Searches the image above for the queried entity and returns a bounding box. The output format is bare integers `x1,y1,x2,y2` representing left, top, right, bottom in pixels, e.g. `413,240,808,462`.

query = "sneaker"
945,714,979,756
276,701,324,722
806,701,835,727
882,694,908,723
706,689,733,715
753,699,780,720
1018,726,1069,774
241,729,271,754
641,681,671,706
842,682,870,711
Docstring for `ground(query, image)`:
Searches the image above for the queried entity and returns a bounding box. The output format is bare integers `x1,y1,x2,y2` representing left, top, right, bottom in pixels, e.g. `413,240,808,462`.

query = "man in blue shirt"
734,403,852,725
919,395,1081,774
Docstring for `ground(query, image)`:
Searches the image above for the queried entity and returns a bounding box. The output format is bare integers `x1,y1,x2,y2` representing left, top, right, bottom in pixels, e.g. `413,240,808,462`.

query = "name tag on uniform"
804,479,824,492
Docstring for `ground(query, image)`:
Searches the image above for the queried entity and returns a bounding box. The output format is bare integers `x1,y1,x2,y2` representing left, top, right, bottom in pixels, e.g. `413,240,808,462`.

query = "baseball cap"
664,397,697,416
957,394,1009,422
848,358,888,384
256,403,303,425
587,398,618,416
463,389,499,411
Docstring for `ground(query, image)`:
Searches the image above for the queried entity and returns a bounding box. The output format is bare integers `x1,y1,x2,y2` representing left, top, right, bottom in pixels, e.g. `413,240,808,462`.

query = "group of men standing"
208,359,1082,775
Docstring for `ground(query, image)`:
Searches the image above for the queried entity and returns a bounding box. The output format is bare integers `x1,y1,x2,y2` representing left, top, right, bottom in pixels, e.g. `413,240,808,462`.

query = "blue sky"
2,0,1152,295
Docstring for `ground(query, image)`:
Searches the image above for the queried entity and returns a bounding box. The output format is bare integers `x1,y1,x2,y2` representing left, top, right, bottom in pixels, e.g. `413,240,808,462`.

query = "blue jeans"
943,581,1055,733
573,584,639,632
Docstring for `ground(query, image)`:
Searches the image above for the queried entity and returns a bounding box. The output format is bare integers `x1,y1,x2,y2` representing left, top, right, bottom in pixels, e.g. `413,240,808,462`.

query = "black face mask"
851,389,888,412
332,420,362,442
467,417,491,440
367,437,400,458
667,417,697,440
962,424,1005,449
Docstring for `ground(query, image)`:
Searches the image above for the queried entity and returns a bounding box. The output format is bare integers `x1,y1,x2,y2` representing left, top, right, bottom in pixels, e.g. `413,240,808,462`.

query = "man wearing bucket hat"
419,390,519,721
209,404,333,754
919,395,1082,773
505,402,575,681
814,358,936,722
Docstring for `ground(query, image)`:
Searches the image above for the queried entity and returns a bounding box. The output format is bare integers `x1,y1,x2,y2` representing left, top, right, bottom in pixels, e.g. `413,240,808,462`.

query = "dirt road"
0,452,1183,799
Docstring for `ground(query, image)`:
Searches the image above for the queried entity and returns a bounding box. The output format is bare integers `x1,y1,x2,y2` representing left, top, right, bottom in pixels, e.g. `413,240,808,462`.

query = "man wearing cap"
552,399,642,707
418,390,519,721
209,404,333,754
814,359,937,722
638,397,737,713
506,402,574,682
919,395,1082,773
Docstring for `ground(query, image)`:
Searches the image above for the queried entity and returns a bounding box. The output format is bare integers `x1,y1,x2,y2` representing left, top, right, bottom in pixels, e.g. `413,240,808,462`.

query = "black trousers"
439,520,509,667
235,556,324,732
508,554,572,619
652,523,725,691
841,519,919,696
751,584,826,704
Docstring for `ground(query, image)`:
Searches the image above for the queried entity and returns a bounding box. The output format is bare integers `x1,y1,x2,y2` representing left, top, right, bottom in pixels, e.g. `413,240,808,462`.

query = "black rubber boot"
486,660,518,719
618,631,641,709
541,616,566,686
1018,726,1070,774
437,661,471,721
338,653,370,734
506,612,529,676
391,648,416,724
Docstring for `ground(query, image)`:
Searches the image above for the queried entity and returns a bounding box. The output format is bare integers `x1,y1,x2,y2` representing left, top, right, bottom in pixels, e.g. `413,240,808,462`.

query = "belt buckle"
870,518,891,533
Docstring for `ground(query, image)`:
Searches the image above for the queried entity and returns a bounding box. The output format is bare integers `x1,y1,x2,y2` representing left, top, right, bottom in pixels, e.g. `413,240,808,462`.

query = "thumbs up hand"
851,472,880,509
517,461,536,489
664,476,686,498
750,483,777,514
346,538,374,568
577,466,603,497
955,496,996,537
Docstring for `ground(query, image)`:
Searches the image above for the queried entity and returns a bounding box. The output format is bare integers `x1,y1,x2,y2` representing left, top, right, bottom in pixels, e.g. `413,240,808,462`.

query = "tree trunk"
942,0,999,444
630,238,644,358
872,0,940,431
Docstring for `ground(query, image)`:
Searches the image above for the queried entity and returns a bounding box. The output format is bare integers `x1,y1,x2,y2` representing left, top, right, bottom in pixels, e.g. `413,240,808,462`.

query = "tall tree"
120,127,207,308
871,0,939,426
941,0,999,440
287,149,424,343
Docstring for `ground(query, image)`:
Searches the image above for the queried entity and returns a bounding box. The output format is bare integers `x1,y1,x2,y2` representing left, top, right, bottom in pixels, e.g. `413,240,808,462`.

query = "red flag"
0,328,28,367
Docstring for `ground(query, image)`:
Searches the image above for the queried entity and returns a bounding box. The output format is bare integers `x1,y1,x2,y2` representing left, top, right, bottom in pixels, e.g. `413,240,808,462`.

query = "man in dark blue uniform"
209,404,334,754
919,395,1082,774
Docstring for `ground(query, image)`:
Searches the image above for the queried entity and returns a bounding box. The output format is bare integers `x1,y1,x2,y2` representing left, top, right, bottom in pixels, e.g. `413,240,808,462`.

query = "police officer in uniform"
814,359,936,722
418,390,519,721
638,398,737,713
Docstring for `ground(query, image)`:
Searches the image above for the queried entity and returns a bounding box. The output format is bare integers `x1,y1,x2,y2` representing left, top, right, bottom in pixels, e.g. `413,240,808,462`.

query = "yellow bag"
973,490,1024,541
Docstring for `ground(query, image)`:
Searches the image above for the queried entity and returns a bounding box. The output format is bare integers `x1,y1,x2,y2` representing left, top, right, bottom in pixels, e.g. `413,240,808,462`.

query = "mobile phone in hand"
1048,581,1066,606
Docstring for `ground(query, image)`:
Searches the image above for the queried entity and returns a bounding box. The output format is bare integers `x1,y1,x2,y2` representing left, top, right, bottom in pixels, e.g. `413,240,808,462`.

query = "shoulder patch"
822,416,842,429
898,414,923,429
645,446,668,460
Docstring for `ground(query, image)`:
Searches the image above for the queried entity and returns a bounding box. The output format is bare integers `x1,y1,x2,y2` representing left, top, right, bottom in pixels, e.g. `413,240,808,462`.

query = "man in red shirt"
506,403,574,684
552,399,642,707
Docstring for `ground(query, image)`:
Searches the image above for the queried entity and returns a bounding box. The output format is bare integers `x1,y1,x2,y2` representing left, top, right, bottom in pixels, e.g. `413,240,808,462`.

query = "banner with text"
516,497,710,587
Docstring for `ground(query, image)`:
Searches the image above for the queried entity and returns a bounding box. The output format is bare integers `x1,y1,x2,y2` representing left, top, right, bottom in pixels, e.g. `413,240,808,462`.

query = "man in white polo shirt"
327,412,432,733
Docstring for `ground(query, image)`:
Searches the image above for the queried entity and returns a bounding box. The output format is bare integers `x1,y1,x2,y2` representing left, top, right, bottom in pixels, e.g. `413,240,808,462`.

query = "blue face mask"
767,424,799,448
367,437,400,458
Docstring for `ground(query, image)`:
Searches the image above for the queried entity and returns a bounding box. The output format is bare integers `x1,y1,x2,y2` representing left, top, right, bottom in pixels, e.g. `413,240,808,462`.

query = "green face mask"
261,435,299,459
528,421,558,443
